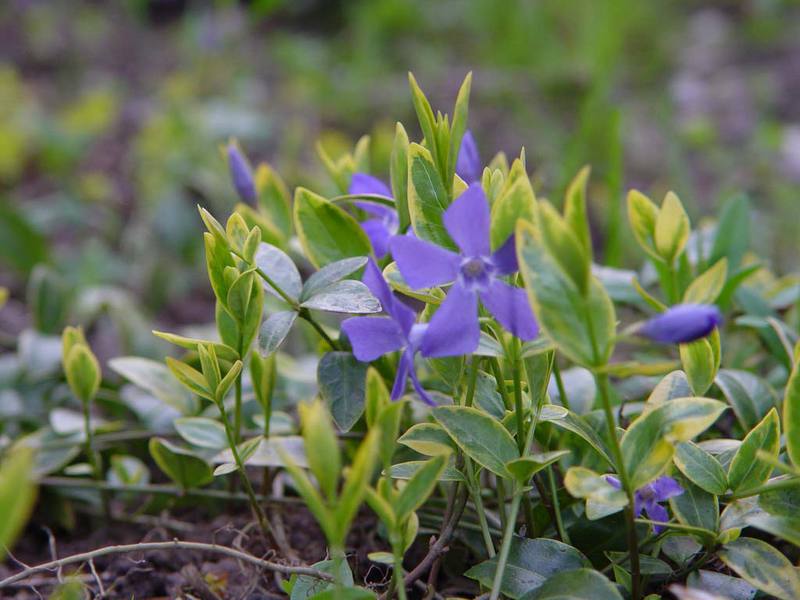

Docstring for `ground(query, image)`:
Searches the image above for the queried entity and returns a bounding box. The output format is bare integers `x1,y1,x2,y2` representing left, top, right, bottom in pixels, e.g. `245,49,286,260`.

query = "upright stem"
489,490,523,600
546,466,570,544
82,401,109,518
596,373,641,600
299,308,340,350
391,541,409,600
218,398,273,542
552,361,570,411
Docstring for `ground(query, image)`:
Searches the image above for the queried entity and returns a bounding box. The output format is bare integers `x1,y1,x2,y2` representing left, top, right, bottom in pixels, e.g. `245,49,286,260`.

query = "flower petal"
644,500,669,533
637,304,722,344
408,357,435,405
361,259,416,334
491,235,518,275
349,173,392,198
227,142,256,203
360,219,392,258
420,283,480,358
479,280,539,341
443,184,491,257
650,476,684,501
456,130,481,184
341,316,405,362
391,349,413,400
390,235,460,289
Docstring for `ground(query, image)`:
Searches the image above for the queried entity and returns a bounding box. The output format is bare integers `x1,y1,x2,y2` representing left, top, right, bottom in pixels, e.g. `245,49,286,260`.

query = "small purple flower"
342,259,461,406
349,173,399,259
226,141,257,204
607,475,684,533
456,130,481,184
389,184,538,357
638,304,722,344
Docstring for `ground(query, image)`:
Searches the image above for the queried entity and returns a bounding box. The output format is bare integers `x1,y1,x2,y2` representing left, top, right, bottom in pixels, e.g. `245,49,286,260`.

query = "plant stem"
596,372,641,600
82,400,109,518
0,540,333,589
331,546,347,590
299,308,340,350
552,361,571,410
234,340,244,443
217,397,273,542
489,489,523,600
546,466,570,544
392,542,409,600
466,457,496,557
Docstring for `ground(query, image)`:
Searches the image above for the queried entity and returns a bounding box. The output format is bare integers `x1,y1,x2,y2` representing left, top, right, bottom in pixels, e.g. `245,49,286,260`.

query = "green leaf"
407,73,439,172
254,162,292,235
516,220,615,367
398,423,456,456
490,176,536,250
563,166,592,260
0,201,48,274
709,194,750,271
465,536,590,599
174,417,228,449
166,357,214,402
541,409,613,466
727,408,780,493
686,569,757,600
506,451,570,483
520,568,623,600
718,537,800,600
28,266,67,334
0,448,37,560
669,473,719,532
446,72,472,189
300,280,380,314
148,437,213,489
407,144,454,249
475,370,506,419
784,360,800,470
673,441,728,495
317,352,368,432
152,331,239,361
109,357,197,415
759,481,800,518
715,369,777,430
333,429,380,544
258,310,298,355
654,191,690,264
395,455,447,521
301,257,368,301
64,344,101,405
684,258,728,304
294,187,372,268
745,512,800,547
564,467,628,508
679,338,717,396
375,399,404,468
364,367,389,428
432,405,518,478
388,460,465,483
622,397,726,488
251,351,277,416
627,189,660,260
299,401,341,501
390,122,410,231
537,201,590,295
289,558,354,600
255,242,303,302
310,588,376,600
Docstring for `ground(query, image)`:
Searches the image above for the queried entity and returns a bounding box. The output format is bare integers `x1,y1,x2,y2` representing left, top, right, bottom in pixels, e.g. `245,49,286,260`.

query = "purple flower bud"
226,141,256,204
638,303,722,344
456,130,482,184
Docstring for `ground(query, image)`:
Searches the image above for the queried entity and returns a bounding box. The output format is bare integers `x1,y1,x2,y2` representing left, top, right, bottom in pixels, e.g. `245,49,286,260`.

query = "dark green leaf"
317,352,368,432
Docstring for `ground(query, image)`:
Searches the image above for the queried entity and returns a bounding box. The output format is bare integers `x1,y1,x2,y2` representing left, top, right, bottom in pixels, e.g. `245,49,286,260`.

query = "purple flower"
342,259,452,406
389,184,538,357
226,141,256,204
638,304,722,344
607,475,684,533
349,173,399,259
456,130,481,184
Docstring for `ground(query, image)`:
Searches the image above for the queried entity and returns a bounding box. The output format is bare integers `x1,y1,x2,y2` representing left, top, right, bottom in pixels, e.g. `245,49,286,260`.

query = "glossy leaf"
317,352,368,432
301,256,368,301
0,449,37,560
148,437,213,489
727,408,780,493
258,310,298,355
718,537,800,600
300,280,380,314
673,441,728,495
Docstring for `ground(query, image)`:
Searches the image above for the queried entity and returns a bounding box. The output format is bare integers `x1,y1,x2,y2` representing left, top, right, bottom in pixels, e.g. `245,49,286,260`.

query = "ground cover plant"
2,72,800,600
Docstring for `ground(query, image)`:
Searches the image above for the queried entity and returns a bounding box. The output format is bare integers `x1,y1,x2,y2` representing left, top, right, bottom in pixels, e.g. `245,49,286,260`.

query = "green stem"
464,357,480,407
489,489,523,600
490,358,511,411
552,361,571,411
466,457,496,557
546,466,570,544
82,400,109,518
299,308,340,350
392,542,408,600
728,476,800,500
217,396,273,542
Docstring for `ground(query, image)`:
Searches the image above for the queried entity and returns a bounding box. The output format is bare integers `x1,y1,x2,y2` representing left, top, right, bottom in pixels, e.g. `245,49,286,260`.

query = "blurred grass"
0,0,799,349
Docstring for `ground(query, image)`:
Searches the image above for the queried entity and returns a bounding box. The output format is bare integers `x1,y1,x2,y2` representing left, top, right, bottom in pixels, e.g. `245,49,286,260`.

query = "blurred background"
1,0,799,365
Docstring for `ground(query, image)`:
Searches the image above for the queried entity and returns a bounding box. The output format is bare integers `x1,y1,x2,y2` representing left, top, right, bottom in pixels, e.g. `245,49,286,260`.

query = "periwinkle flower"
226,140,257,204
342,259,460,406
638,303,722,344
349,173,399,258
389,184,538,357
456,130,481,184
606,475,684,533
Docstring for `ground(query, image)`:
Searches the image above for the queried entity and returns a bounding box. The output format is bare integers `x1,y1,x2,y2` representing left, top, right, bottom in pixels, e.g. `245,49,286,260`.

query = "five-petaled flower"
349,173,399,259
342,259,437,405
456,130,481,184
606,475,684,533
389,184,538,357
226,140,256,204
638,304,722,344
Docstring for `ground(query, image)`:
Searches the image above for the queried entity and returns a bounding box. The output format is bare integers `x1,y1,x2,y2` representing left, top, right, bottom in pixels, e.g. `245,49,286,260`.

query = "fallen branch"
0,539,334,589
